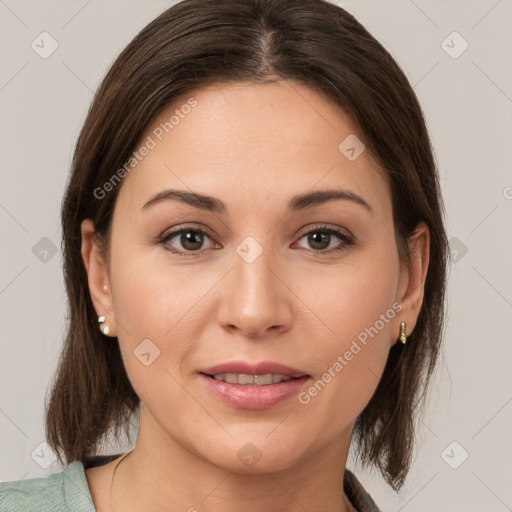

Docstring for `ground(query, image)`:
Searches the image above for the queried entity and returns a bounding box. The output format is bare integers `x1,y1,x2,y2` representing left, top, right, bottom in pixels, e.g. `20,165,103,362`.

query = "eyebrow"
141,188,373,215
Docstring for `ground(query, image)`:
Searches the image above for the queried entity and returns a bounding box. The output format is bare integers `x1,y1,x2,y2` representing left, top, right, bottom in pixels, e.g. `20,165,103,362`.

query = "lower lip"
199,374,310,409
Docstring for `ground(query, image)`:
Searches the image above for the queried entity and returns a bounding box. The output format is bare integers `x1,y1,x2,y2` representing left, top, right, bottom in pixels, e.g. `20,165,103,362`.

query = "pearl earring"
98,315,110,336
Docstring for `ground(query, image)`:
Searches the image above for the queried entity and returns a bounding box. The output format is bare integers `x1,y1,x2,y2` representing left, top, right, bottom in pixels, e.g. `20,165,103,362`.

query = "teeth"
212,373,293,385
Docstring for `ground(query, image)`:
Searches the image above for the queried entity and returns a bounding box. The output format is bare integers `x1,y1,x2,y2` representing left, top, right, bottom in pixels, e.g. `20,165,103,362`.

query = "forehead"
116,80,390,215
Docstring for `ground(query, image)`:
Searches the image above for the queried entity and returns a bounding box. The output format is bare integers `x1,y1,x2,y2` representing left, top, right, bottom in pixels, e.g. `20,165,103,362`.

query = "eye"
293,224,354,254
158,225,218,256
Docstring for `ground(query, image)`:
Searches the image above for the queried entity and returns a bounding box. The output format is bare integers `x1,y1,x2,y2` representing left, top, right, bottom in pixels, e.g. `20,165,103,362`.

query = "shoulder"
0,461,95,512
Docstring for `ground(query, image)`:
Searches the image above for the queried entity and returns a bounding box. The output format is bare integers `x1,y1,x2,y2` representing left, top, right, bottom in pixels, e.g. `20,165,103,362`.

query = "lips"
198,360,311,409
200,361,309,379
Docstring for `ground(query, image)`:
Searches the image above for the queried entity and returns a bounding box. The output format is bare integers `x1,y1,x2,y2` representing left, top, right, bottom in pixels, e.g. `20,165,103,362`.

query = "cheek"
111,246,212,339
298,247,400,422
109,268,191,417
312,244,400,347
108,248,222,397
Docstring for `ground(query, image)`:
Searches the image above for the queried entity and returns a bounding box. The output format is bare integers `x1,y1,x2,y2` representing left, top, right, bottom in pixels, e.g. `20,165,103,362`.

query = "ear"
80,219,117,337
393,221,430,345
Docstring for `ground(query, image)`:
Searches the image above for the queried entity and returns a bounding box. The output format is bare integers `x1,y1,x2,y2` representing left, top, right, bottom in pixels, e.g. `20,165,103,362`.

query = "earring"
98,315,110,336
399,321,407,344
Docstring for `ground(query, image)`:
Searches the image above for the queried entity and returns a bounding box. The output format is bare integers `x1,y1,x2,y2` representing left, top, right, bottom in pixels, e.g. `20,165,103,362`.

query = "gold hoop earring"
399,321,407,344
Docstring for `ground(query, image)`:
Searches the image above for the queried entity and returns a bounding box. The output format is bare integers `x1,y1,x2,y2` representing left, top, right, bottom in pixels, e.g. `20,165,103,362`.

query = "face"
83,80,425,474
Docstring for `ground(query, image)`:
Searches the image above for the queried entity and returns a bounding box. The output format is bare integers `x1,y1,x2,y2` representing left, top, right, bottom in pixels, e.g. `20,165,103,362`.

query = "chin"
196,435,307,475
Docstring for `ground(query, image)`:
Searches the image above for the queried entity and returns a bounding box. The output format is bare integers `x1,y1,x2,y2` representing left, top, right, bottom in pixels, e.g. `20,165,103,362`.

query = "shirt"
0,454,381,511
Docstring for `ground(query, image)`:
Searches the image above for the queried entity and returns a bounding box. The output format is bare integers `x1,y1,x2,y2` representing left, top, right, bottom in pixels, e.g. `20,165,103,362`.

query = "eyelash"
157,223,354,258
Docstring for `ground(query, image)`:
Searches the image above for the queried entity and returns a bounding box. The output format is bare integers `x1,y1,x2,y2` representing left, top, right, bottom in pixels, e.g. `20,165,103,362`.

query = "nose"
216,242,293,339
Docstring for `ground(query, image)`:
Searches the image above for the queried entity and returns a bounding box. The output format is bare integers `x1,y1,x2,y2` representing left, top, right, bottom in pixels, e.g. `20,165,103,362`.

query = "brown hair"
46,0,448,491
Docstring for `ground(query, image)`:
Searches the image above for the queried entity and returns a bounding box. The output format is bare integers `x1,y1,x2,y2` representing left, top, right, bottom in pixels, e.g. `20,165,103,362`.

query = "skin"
81,80,429,512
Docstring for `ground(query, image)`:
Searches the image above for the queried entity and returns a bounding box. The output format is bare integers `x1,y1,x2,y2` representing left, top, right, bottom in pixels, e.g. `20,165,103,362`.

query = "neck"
109,409,357,512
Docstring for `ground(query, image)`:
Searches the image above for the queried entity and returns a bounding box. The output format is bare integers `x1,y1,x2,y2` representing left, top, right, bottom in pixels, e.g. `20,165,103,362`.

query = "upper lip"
200,361,309,378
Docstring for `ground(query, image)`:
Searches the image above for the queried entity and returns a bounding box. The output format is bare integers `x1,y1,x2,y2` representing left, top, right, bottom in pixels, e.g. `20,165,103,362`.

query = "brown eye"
294,225,354,254
177,230,205,251
307,231,331,251
159,226,217,256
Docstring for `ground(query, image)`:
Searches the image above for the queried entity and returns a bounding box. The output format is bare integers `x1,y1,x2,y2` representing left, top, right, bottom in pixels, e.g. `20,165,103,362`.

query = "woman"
0,0,448,510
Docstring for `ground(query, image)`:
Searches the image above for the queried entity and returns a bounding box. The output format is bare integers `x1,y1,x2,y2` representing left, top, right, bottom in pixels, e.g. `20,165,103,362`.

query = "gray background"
1,0,511,510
